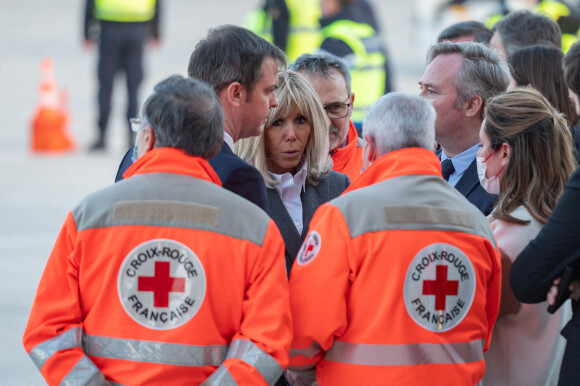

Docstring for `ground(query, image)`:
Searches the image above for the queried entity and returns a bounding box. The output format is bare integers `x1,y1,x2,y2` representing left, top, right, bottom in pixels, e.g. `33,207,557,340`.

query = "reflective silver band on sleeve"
60,356,106,386
200,365,238,386
83,334,227,367
290,342,322,359
324,339,485,366
226,339,283,384
29,327,83,370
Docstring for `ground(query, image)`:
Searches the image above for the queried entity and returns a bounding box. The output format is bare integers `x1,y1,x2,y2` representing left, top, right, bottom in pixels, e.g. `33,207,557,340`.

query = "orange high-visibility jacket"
23,148,292,386
288,148,501,385
331,120,365,183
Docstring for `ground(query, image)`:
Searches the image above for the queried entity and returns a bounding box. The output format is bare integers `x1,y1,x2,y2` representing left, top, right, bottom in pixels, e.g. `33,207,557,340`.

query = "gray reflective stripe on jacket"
201,365,237,386
60,356,107,386
29,327,83,370
72,173,271,246
83,335,280,383
290,342,322,359
226,339,283,384
83,334,227,367
331,174,497,249
324,339,485,366
199,339,284,385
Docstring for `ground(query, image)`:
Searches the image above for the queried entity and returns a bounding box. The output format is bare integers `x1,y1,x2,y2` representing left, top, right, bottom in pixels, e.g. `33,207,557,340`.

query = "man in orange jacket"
290,53,365,183
23,75,292,385
287,92,501,385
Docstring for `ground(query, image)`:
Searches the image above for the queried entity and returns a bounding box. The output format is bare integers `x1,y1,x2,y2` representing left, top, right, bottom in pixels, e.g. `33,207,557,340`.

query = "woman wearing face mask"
236,71,350,276
478,87,578,386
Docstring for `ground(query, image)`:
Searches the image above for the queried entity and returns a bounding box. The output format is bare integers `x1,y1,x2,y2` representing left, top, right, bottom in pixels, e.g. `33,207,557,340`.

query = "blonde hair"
484,87,577,224
236,71,332,187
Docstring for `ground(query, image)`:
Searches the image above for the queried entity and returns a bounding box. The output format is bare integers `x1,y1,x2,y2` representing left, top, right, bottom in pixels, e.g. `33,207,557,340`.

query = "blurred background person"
318,0,391,132
477,87,577,385
237,70,349,275
490,10,561,59
437,20,492,43
564,40,580,140
245,0,323,62
84,0,161,151
508,44,580,156
486,0,580,53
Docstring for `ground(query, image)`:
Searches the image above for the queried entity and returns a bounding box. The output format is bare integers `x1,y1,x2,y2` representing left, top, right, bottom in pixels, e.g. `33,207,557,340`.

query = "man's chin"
242,124,265,140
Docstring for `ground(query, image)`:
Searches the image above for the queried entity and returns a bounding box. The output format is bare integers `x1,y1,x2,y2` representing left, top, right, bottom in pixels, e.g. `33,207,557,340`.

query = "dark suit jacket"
115,144,269,212
436,149,497,216
267,170,350,276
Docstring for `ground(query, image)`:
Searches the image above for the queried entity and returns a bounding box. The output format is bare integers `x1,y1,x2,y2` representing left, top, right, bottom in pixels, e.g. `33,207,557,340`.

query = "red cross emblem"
305,241,316,254
138,261,185,307
422,265,458,310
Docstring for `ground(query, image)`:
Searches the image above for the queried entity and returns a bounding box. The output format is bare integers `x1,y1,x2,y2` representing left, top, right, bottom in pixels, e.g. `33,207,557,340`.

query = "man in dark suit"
115,25,286,212
419,41,510,215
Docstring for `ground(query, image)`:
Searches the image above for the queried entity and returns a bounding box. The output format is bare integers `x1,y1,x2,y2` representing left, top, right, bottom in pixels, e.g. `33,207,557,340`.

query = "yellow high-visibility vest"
94,0,156,22
322,20,386,123
285,0,322,62
244,0,322,62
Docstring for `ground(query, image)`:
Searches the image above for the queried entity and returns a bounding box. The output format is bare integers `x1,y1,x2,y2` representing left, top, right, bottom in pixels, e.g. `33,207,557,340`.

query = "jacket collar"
345,147,442,194
124,147,222,186
331,120,359,169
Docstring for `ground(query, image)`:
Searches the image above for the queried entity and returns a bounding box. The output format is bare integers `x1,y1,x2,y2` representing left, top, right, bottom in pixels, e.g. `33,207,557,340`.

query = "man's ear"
363,135,377,165
348,92,355,117
464,95,483,118
141,127,156,153
225,82,246,108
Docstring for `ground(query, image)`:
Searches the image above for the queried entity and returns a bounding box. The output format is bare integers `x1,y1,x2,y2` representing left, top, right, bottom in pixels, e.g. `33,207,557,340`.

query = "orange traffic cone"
30,57,75,153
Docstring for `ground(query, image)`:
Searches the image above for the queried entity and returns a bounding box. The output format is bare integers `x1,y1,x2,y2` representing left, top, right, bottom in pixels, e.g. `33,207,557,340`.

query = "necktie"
441,159,455,181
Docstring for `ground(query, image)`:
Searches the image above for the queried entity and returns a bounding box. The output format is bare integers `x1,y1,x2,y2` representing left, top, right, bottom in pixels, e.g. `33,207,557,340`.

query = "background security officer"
84,0,161,151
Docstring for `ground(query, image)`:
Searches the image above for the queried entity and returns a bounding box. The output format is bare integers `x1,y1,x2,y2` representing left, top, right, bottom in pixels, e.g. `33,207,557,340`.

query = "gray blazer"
267,170,350,276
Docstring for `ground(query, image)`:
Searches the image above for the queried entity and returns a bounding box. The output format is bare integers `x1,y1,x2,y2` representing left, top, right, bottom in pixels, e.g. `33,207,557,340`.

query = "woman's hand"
547,277,580,305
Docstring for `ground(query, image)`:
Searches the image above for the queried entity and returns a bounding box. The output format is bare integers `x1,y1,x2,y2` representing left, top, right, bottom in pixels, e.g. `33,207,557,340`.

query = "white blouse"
269,163,308,234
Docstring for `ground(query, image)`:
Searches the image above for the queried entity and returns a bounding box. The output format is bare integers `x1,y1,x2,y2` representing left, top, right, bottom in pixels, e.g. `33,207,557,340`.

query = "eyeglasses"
324,99,352,119
130,118,146,133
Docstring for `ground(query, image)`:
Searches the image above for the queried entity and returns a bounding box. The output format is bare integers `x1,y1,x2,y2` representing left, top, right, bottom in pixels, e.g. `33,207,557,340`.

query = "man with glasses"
290,53,365,183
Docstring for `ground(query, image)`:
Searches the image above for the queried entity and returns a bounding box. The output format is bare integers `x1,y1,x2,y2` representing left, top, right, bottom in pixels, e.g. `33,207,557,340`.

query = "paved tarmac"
0,0,456,383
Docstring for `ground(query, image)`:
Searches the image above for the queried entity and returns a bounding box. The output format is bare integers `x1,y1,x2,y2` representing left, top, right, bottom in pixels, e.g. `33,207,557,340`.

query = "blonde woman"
237,71,350,275
478,88,577,386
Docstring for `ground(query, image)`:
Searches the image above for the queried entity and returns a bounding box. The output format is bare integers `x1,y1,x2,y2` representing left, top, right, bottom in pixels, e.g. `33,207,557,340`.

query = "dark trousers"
97,21,147,143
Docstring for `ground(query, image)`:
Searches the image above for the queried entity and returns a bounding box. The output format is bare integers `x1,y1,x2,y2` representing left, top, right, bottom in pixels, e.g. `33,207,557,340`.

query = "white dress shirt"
269,162,308,234
223,131,235,151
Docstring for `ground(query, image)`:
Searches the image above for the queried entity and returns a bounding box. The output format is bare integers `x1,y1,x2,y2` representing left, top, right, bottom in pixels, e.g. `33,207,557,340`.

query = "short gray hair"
363,92,436,154
142,75,223,159
427,41,510,116
289,53,352,95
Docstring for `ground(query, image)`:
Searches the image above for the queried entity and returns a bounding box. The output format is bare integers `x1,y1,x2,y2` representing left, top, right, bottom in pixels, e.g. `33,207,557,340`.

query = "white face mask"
476,156,501,195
